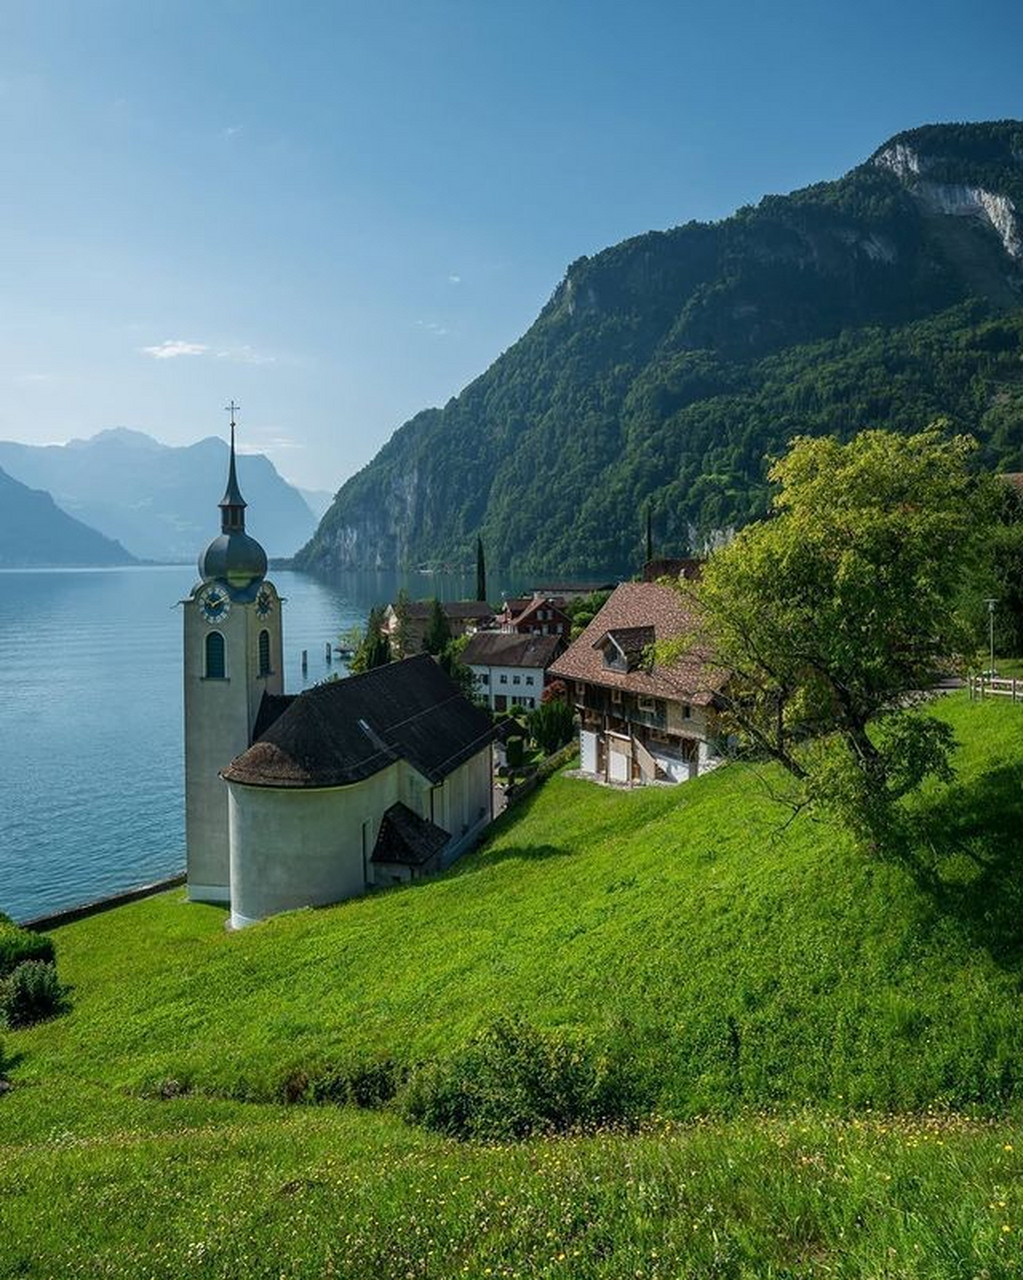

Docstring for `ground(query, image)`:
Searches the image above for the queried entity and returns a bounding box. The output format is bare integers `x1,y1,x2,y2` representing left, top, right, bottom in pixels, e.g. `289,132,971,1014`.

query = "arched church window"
205,631,226,679
258,629,271,676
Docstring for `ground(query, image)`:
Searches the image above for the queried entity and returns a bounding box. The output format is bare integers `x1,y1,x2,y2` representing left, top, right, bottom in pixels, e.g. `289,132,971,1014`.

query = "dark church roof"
371,802,450,866
223,653,493,789
251,692,296,742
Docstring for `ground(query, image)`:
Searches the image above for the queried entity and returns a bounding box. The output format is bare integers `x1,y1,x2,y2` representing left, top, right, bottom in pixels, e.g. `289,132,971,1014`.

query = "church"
182,413,495,929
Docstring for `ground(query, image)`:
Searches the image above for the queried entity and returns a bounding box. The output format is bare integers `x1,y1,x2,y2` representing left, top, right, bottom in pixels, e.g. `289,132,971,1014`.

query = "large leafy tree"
676,427,990,843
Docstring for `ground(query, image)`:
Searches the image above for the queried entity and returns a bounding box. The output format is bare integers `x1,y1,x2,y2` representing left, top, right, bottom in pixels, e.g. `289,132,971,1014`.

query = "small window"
205,631,226,679
682,703,692,719
500,674,508,684
513,675,521,685
479,672,489,685
258,629,271,676
525,676,534,686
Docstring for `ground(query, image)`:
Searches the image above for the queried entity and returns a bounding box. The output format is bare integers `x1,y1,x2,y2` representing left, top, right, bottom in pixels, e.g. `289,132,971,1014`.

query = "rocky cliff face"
874,139,1023,259
297,120,1023,577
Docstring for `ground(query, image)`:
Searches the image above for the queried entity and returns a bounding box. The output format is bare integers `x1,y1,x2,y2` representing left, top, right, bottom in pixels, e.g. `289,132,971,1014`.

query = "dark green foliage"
436,636,476,700
565,589,612,639
422,597,451,655
505,736,524,769
528,699,574,755
984,483,1023,656
475,534,486,603
348,605,391,673
0,914,54,981
301,1058,408,1110
0,960,69,1029
399,1017,650,1140
296,122,1023,576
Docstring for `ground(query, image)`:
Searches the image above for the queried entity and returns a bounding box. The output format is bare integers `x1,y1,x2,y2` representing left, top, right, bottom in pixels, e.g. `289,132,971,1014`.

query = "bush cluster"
0,959,69,1029
0,912,54,979
305,1058,408,1109
399,1017,652,1141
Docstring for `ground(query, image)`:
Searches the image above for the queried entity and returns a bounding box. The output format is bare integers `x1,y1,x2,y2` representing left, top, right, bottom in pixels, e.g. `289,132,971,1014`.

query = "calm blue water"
0,565,481,921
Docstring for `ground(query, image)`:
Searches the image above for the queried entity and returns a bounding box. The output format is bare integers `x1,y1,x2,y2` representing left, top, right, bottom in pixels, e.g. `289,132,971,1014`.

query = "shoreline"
20,872,187,933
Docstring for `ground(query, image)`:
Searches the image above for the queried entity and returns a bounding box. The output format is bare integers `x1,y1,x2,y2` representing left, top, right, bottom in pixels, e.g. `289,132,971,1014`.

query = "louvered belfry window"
258,629,271,676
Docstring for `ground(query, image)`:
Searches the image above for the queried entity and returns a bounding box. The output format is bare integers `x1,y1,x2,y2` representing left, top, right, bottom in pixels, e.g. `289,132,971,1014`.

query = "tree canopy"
676,427,990,842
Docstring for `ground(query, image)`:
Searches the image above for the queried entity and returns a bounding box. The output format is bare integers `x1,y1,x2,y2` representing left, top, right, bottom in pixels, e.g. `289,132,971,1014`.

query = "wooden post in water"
301,649,308,674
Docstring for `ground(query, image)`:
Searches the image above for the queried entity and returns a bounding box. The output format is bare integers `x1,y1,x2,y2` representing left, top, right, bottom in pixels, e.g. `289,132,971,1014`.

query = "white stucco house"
460,631,562,712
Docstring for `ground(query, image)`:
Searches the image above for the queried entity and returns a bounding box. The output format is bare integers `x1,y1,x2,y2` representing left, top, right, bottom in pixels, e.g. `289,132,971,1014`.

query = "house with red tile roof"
495,594,572,642
549,581,728,785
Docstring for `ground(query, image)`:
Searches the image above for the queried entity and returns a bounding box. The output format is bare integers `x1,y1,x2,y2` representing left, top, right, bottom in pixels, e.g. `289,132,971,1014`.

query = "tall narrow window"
258,629,271,676
205,631,226,679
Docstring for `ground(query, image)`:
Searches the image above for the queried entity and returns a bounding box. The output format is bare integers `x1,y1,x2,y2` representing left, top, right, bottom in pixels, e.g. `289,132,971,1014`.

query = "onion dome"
198,408,268,590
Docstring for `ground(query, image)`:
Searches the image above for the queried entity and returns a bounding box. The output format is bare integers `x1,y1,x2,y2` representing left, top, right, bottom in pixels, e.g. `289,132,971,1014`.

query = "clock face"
199,585,231,624
255,586,274,618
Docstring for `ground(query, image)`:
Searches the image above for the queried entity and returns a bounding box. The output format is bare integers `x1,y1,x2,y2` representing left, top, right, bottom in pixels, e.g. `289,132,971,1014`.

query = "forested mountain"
297,120,1023,576
0,429,317,562
0,467,135,568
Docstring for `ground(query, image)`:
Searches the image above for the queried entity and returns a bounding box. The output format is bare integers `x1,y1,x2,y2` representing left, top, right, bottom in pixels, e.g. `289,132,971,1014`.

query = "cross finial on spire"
218,400,247,532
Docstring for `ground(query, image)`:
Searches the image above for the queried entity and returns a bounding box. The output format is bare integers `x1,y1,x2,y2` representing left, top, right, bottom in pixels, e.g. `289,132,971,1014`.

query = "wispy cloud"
221,125,243,140
237,432,303,454
142,339,209,359
415,320,449,337
12,372,56,385
216,344,276,365
447,274,461,284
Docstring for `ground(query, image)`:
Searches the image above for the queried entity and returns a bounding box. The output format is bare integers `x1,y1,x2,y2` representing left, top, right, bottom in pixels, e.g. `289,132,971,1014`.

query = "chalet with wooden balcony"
549,581,728,785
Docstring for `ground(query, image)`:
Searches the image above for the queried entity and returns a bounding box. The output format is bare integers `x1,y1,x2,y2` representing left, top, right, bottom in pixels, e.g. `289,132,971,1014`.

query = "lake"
0,564,483,921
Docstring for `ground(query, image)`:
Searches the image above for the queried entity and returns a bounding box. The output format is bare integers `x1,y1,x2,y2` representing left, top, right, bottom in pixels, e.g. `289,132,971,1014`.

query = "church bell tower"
182,404,284,903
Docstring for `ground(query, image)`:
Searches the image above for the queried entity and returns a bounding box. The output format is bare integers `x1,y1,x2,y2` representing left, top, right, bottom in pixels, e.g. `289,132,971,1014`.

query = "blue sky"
1,0,1021,492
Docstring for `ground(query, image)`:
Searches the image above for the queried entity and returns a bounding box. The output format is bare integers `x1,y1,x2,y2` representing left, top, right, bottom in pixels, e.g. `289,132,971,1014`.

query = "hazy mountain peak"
0,431,316,561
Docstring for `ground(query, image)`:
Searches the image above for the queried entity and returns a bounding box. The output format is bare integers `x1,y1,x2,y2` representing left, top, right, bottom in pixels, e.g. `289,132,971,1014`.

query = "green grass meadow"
4,693,1023,1276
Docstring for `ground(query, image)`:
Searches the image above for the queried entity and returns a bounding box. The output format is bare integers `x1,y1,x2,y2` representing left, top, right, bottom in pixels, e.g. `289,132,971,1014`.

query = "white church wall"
227,762,400,928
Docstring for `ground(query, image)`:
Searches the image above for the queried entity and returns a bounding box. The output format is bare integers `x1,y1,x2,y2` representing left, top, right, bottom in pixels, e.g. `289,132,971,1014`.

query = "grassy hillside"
10,693,1023,1113
5,693,1023,1277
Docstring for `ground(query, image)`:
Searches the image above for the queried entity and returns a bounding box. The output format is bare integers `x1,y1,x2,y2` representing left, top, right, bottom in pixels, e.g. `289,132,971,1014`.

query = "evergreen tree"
423,597,452,655
391,588,415,658
476,535,487,603
645,505,653,564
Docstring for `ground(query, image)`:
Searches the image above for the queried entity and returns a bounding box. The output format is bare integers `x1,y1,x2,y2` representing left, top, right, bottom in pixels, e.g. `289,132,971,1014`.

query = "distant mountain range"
297,119,1023,576
0,467,135,568
0,429,319,563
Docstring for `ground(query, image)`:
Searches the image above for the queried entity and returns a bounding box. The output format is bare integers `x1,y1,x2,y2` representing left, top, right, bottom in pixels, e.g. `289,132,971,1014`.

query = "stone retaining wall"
21,873,187,932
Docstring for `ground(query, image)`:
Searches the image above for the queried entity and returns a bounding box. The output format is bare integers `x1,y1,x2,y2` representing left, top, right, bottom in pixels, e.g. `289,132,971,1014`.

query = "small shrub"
399,1017,651,1141
506,736,525,769
0,915,54,981
0,960,69,1029
307,1058,408,1109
